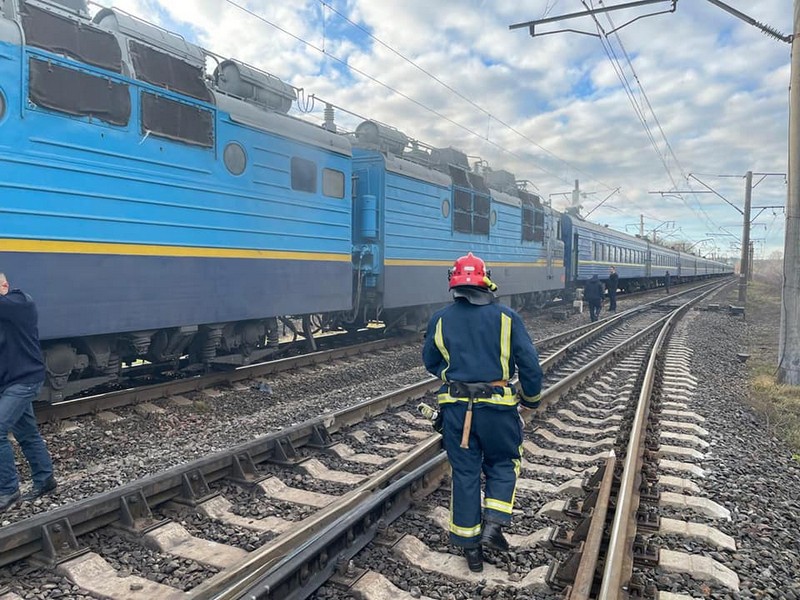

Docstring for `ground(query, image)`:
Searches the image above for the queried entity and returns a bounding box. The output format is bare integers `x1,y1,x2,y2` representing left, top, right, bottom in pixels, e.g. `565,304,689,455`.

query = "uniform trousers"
441,402,523,547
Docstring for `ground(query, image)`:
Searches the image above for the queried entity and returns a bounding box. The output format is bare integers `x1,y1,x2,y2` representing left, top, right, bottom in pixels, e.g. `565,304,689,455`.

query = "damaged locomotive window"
21,3,122,73
520,190,544,243
130,41,212,103
522,199,536,242
28,58,130,126
141,92,213,148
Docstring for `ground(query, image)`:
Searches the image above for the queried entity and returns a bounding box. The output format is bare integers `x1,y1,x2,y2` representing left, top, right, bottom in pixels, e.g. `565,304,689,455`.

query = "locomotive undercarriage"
37,315,334,402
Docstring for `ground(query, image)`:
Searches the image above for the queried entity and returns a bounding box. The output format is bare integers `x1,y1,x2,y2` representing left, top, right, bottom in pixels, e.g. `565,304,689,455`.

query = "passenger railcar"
561,213,731,294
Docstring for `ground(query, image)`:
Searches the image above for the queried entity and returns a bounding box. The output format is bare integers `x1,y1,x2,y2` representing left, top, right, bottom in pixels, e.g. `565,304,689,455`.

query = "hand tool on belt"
449,381,507,449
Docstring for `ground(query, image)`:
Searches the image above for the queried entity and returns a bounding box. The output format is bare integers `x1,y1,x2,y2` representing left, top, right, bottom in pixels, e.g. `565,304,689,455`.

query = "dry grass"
744,279,800,458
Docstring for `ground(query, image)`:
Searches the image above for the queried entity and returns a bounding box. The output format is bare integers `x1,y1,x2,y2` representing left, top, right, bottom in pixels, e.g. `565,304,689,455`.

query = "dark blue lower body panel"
382,264,565,309
0,252,353,340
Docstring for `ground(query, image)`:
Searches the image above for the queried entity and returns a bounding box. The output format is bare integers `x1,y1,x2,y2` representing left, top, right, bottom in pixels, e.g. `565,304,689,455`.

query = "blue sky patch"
571,71,596,99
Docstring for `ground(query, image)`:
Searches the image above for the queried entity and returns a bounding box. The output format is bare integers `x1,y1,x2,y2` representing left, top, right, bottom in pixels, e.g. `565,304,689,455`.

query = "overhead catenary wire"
313,1,618,193
600,7,721,231
222,0,581,186
222,0,639,193
586,0,723,232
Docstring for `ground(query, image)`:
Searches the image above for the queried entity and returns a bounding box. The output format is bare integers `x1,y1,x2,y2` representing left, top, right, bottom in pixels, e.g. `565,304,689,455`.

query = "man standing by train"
607,266,619,312
422,252,543,573
0,273,56,512
583,274,604,322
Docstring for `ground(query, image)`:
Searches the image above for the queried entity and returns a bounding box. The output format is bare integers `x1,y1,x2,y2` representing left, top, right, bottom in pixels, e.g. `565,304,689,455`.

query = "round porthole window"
224,142,247,175
441,199,451,218
490,210,497,226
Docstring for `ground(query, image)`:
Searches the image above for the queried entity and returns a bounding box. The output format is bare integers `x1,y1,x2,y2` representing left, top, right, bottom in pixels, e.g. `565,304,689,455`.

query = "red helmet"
448,252,490,289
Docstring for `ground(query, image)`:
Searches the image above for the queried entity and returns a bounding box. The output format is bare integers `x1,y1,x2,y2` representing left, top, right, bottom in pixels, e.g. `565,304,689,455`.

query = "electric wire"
314,0,618,192
585,0,722,233
223,0,576,185
597,1,722,231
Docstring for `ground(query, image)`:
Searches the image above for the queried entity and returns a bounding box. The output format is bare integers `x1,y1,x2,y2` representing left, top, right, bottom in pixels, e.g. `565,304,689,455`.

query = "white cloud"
93,0,790,257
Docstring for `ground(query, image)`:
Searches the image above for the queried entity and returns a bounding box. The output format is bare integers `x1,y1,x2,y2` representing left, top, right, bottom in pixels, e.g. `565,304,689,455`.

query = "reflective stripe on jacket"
422,297,543,408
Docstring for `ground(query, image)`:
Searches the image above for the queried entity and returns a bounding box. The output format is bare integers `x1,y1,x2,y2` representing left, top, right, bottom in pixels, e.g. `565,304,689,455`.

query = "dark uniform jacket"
422,298,543,408
583,279,605,303
0,289,46,392
608,272,619,292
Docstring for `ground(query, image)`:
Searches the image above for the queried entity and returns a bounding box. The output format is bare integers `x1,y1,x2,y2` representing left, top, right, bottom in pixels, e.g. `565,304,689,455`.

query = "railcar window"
519,191,545,242
453,207,471,232
129,41,213,103
21,3,123,72
322,168,345,198
291,157,317,193
29,58,131,125
141,91,212,147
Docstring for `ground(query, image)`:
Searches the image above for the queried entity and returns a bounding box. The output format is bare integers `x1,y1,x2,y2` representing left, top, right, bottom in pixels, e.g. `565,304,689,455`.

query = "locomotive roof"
216,94,352,156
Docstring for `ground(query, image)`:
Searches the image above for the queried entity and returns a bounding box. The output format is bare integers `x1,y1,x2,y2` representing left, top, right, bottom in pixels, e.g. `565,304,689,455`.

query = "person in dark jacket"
665,270,671,294
607,266,619,312
0,273,56,511
422,252,543,573
583,274,604,322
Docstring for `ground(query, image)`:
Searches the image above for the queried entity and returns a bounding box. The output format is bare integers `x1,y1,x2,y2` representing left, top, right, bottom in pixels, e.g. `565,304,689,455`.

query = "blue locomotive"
0,0,731,400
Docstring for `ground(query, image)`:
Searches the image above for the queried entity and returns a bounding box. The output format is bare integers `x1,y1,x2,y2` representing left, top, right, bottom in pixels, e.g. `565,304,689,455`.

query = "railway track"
34,280,724,427
0,280,734,599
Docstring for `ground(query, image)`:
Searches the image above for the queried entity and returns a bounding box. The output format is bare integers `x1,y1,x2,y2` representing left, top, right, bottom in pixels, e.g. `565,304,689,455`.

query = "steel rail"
537,279,726,370
195,441,449,599
598,280,730,598
4,287,693,566
221,283,725,600
566,452,617,600
0,280,731,582
0,378,442,567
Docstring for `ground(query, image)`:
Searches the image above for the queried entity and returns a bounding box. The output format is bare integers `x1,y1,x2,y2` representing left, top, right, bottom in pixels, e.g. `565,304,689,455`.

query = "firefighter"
422,252,543,573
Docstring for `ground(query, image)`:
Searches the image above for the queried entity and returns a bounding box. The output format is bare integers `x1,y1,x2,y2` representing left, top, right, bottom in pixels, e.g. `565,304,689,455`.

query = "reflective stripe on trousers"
442,403,523,547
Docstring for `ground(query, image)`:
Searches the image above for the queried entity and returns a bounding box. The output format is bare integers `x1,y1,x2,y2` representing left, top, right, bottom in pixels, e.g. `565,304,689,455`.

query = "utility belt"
437,380,518,407
440,380,515,449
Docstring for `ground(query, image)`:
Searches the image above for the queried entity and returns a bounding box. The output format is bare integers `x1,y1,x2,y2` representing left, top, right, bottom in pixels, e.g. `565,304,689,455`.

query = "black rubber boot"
20,476,57,502
464,546,483,572
481,521,509,552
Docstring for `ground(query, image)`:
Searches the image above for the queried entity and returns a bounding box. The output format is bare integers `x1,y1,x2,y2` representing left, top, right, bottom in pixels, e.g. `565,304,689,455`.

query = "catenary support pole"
779,0,800,385
738,171,752,304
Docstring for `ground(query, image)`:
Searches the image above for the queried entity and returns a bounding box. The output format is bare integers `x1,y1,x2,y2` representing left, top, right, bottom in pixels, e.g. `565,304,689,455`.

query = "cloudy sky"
96,0,792,259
